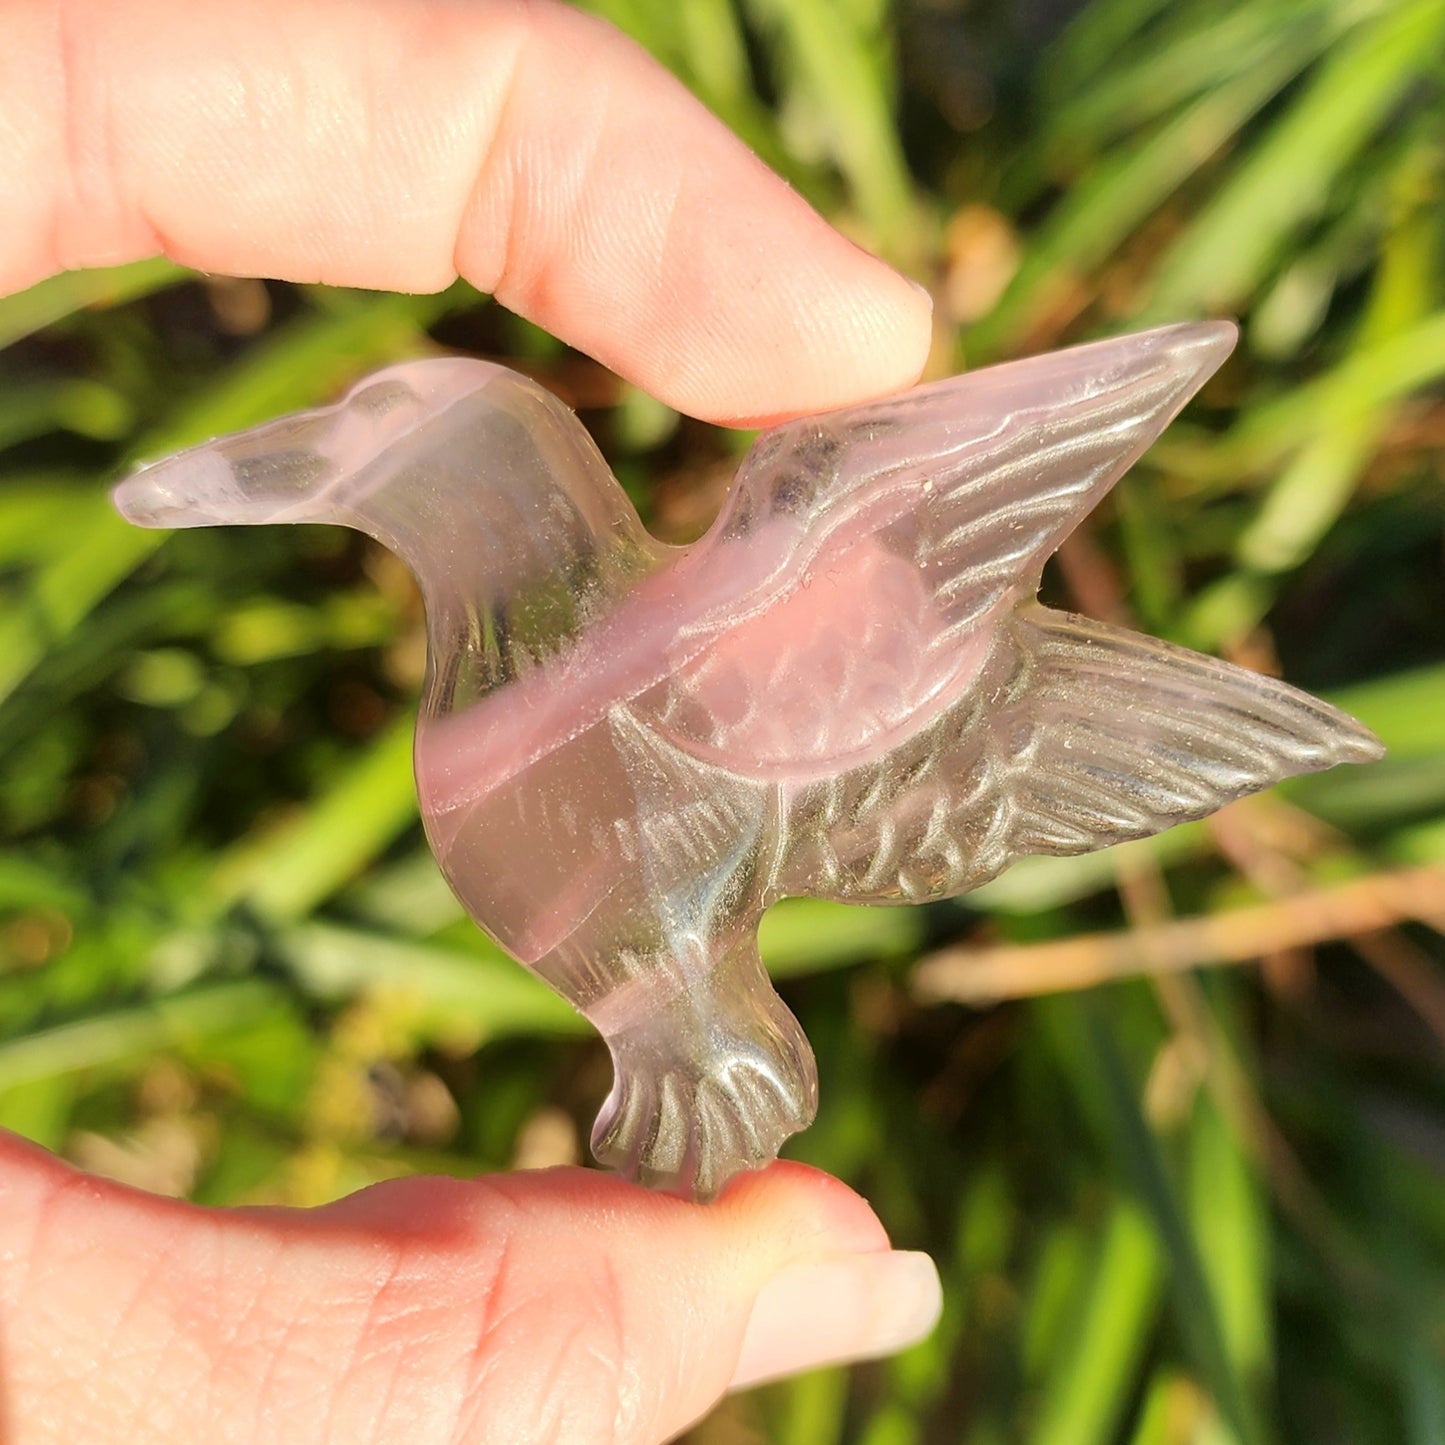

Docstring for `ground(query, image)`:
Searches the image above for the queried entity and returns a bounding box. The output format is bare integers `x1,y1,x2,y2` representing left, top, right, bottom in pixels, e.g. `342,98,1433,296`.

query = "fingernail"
729,1251,942,1391
905,275,935,313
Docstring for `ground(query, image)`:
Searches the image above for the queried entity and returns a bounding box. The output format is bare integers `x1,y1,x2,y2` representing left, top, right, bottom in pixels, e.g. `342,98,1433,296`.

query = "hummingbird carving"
114,322,1382,1200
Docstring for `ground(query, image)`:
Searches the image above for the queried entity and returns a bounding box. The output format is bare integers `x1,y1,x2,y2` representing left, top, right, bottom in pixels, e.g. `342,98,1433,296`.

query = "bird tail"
995,605,1383,858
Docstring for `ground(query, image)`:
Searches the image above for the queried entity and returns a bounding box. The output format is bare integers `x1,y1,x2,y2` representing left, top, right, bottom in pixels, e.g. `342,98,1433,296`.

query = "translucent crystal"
113,323,1382,1199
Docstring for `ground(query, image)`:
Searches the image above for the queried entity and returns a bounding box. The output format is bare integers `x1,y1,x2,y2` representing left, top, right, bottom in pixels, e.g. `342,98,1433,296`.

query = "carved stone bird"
114,322,1382,1199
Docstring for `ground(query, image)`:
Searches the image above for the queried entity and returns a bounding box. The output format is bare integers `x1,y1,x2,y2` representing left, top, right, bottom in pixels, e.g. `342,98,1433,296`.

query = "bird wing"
987,608,1384,856
630,323,1237,780
782,606,1383,907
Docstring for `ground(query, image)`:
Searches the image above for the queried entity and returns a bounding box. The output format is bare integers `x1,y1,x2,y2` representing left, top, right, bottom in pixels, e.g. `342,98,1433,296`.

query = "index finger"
3,0,932,424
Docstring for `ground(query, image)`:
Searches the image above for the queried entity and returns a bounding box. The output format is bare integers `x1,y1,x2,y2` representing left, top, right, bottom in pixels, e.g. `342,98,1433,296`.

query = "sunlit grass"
1,1,1442,1441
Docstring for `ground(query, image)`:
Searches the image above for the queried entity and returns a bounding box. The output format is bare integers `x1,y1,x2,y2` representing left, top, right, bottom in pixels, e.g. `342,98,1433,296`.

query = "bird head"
115,357,667,706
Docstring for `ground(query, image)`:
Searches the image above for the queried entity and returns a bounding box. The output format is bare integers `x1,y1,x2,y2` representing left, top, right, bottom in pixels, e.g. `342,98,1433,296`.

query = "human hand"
1,1133,940,1444
5,0,930,426
0,1,938,1441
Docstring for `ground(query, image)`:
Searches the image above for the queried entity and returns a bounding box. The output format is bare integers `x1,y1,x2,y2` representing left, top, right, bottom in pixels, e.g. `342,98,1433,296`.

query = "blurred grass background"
1,0,1443,1440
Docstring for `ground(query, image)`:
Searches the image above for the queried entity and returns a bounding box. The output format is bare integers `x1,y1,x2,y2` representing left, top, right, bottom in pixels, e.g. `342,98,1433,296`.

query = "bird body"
115,323,1382,1199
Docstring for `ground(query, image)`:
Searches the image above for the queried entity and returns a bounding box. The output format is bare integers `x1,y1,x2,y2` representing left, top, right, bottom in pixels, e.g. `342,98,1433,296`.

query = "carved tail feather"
993,605,1383,858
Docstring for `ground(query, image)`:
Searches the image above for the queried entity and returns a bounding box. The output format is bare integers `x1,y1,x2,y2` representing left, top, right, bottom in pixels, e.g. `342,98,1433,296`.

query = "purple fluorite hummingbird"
114,322,1381,1199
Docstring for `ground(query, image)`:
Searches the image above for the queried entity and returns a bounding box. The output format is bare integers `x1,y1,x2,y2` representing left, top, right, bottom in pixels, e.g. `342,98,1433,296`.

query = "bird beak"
112,406,348,530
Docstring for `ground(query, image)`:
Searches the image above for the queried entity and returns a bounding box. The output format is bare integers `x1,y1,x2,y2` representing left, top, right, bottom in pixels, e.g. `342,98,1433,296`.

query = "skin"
0,2,939,1441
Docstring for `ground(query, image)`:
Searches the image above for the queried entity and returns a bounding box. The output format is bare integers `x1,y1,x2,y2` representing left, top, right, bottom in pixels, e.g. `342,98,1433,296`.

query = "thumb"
0,1137,941,1445
309,1162,942,1443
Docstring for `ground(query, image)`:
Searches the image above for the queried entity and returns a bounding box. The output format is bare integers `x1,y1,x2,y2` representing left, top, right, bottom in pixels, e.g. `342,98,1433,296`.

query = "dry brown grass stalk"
913,864,1445,1005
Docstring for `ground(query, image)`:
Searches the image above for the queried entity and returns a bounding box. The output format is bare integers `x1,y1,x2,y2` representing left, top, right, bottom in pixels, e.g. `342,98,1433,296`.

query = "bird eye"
231,449,330,493
351,379,418,418
770,469,816,515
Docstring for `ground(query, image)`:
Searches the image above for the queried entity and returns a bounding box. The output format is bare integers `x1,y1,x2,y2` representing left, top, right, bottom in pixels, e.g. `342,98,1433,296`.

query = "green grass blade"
211,712,418,922
1234,415,1388,578
1030,1199,1164,1445
1140,0,1445,318
1081,1000,1271,1445
1404,1333,1445,1445
275,923,586,1044
744,0,918,257
1042,0,1184,103
0,288,467,712
762,1367,850,1445
1191,1092,1272,1386
1021,1222,1091,1376
759,898,923,977
1325,665,1445,760
0,492,162,708
0,379,134,450
971,48,1316,355
1039,0,1343,161
0,259,188,352
132,286,467,460
1208,310,1445,478
0,980,285,1091
969,828,1207,914
677,0,752,108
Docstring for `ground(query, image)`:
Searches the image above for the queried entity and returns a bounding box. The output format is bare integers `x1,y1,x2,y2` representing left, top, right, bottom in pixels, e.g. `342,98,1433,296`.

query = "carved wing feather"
725,322,1235,631
791,606,1383,907
634,323,1239,777
990,608,1383,860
